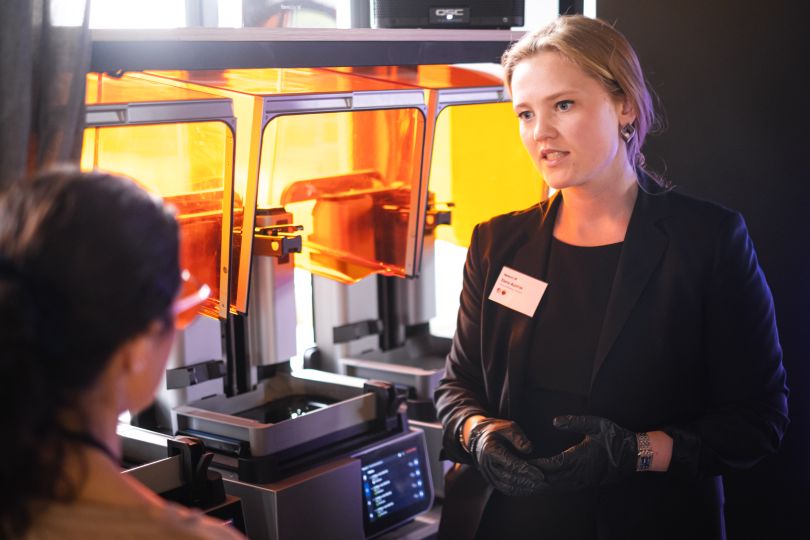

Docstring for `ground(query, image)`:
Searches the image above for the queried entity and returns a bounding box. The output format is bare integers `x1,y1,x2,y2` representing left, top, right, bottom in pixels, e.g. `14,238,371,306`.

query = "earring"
620,123,636,143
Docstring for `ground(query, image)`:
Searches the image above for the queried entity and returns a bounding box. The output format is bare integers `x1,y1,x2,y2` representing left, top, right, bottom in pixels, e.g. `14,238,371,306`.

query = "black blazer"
434,179,789,540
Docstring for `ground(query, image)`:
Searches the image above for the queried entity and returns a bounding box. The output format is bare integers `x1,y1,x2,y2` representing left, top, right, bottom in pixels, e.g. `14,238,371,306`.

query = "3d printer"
82,63,543,539
296,64,543,498
83,69,436,539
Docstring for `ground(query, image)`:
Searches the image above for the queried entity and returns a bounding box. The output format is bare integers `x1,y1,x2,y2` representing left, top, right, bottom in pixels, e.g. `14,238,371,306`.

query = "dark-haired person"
0,169,245,539
435,15,788,540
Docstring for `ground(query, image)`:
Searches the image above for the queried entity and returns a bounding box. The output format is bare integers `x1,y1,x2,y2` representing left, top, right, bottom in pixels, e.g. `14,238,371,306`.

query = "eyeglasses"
171,269,211,330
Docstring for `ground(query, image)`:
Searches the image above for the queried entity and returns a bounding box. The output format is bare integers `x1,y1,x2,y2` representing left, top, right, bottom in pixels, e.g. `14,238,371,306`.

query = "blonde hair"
502,15,664,186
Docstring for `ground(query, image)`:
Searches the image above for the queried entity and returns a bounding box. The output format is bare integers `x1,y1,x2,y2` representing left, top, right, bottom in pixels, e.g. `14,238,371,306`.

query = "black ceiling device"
372,0,525,29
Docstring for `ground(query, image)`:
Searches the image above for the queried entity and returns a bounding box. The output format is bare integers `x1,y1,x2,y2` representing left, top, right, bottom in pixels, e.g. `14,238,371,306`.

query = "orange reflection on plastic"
141,68,427,297
261,108,424,283
329,65,503,90
164,190,224,319
147,68,413,96
81,120,233,319
85,72,225,105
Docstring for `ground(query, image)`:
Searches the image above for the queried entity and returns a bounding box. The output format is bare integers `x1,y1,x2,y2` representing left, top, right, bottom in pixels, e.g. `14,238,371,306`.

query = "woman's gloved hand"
530,415,638,490
468,418,548,496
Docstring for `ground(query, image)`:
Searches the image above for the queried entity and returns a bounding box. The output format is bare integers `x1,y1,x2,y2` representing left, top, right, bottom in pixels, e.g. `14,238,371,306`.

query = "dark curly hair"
0,168,181,537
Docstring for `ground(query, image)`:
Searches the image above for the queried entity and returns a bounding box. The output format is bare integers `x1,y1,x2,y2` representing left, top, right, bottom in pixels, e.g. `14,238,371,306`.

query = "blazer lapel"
501,193,561,416
591,188,669,386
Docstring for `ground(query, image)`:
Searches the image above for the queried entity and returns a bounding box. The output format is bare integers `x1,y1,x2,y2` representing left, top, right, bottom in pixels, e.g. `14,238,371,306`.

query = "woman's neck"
62,443,166,509
58,400,121,464
56,386,163,509
553,172,639,246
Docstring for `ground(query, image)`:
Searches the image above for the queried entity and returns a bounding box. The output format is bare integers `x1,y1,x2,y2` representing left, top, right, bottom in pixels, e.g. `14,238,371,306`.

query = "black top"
477,237,623,540
519,237,623,456
436,185,787,540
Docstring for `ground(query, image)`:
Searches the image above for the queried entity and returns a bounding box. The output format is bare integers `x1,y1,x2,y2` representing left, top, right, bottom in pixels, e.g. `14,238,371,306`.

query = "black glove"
530,415,638,490
468,418,548,496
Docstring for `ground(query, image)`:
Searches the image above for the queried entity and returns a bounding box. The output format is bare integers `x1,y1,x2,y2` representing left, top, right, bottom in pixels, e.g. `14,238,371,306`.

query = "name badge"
488,266,547,317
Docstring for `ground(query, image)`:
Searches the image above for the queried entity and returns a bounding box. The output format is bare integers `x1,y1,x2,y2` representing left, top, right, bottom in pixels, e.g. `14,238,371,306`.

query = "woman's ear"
118,333,149,375
118,321,168,375
618,97,637,126
113,319,176,415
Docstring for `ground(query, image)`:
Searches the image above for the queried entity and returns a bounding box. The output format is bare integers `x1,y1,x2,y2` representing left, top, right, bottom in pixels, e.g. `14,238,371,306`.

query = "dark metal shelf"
90,28,524,72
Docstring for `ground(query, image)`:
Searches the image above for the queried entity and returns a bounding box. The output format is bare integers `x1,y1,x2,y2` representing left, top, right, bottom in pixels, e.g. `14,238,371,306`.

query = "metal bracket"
426,201,453,231
333,319,383,344
166,359,225,390
253,223,303,258
167,436,224,508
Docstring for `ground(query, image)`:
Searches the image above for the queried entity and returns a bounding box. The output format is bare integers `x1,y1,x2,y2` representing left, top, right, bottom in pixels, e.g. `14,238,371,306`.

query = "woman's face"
510,50,635,192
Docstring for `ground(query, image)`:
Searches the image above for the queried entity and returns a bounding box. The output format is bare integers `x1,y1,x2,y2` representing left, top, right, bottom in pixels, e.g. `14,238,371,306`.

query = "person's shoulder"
652,187,740,226
648,188,751,258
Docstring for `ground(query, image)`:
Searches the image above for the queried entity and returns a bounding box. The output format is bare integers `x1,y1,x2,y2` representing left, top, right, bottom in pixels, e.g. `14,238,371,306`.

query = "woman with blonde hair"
436,15,787,540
